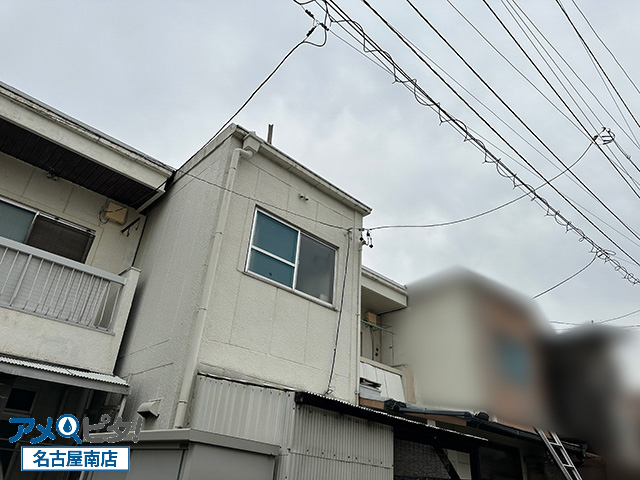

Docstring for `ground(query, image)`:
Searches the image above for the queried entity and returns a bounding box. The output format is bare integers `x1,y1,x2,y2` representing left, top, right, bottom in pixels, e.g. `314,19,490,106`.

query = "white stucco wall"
0,268,139,373
116,139,232,428
197,138,364,403
0,152,147,374
117,129,366,429
0,152,145,274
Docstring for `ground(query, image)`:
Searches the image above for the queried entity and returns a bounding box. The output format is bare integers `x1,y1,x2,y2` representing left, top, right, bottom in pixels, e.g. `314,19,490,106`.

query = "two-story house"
105,125,485,480
0,81,173,478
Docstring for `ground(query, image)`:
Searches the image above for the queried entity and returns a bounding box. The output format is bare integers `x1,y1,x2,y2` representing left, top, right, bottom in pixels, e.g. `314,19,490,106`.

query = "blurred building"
358,267,636,480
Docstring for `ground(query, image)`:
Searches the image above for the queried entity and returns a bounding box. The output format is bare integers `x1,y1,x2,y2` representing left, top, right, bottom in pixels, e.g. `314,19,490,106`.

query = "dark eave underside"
0,117,158,209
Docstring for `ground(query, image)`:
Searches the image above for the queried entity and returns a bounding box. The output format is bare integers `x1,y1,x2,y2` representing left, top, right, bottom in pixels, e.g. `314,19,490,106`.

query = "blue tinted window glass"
496,336,531,386
296,234,335,303
0,200,35,243
248,249,294,287
252,212,297,263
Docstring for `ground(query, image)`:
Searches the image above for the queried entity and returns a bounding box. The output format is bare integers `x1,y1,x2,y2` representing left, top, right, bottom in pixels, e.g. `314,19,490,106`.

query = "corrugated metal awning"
0,356,129,394
295,391,487,451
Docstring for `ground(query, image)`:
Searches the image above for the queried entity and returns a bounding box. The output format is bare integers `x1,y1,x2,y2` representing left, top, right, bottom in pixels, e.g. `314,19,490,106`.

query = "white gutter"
173,132,261,428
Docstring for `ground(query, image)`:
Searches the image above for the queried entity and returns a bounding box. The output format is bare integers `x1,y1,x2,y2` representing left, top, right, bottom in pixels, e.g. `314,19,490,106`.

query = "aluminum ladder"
534,428,583,480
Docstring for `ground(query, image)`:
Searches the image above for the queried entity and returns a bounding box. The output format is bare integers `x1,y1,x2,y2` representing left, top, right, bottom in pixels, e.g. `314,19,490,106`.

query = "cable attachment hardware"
593,127,615,145
359,229,374,249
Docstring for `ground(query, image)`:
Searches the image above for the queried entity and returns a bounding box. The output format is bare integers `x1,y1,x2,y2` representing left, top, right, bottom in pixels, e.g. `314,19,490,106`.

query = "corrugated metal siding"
0,356,128,386
286,453,392,480
190,375,295,447
190,376,394,480
287,404,393,480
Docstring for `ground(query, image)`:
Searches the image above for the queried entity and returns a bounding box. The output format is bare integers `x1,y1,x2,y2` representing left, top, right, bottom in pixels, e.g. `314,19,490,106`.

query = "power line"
207,24,324,144
554,0,640,139
533,255,596,299
506,0,640,151
304,0,640,284
502,0,640,198
178,168,348,231
568,0,640,100
479,0,640,239
596,307,640,325
325,228,352,395
500,0,598,135
445,0,584,136
408,0,640,208
366,143,592,231
318,6,640,250
357,0,640,270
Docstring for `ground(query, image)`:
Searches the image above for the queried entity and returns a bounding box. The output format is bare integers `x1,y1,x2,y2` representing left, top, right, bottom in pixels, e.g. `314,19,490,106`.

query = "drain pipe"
173,133,260,428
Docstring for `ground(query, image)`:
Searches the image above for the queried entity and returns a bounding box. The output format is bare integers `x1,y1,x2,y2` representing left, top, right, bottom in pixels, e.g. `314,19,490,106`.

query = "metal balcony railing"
0,236,125,331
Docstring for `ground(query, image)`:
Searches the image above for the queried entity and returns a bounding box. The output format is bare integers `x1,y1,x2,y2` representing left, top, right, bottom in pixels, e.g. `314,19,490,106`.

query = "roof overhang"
295,391,486,451
361,266,407,314
180,124,372,216
0,356,130,395
384,399,587,457
0,81,174,210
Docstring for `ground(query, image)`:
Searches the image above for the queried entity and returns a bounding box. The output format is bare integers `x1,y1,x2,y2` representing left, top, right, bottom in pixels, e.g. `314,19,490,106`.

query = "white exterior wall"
118,129,366,429
385,284,486,411
115,139,232,428
197,137,364,403
0,267,139,373
0,152,145,274
0,152,146,373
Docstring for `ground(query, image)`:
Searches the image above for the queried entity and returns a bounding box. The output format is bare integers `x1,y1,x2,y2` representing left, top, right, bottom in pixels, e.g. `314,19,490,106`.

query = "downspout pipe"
173,133,260,428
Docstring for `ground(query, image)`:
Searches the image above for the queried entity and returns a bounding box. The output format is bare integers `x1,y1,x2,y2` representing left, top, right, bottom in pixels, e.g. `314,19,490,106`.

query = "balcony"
0,236,139,374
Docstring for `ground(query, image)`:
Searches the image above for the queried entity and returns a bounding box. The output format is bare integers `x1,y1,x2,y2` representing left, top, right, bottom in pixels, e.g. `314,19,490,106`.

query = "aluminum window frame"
245,208,337,306
0,195,95,263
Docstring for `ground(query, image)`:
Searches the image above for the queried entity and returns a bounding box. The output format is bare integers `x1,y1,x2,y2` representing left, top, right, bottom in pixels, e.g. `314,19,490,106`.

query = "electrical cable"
359,0,640,267
178,169,348,230
305,0,640,284
499,0,598,135
325,228,352,395
494,0,640,198
532,255,597,299
392,26,587,184
367,143,592,231
204,23,325,150
140,18,327,211
478,0,640,230
445,0,584,136
569,0,640,100
506,0,640,150
272,14,640,249
554,0,640,136
595,307,640,325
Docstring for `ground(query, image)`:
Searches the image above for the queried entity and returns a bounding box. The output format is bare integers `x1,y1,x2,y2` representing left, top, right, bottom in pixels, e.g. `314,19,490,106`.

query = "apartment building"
0,82,173,478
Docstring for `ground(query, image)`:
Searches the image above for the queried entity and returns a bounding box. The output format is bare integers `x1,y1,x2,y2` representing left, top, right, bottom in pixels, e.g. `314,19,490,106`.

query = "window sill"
242,270,337,311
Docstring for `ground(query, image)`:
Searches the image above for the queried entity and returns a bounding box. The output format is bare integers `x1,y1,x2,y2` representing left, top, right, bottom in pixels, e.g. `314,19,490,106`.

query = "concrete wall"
197,136,363,403
0,268,139,374
115,138,231,429
0,152,145,275
118,128,366,429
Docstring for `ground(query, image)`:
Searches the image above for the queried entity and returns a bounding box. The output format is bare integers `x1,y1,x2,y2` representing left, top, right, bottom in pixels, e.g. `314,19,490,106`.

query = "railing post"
9,254,32,305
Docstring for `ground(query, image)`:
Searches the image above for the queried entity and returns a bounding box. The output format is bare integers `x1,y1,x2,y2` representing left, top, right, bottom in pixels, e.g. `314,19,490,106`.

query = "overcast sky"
1,1,639,384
